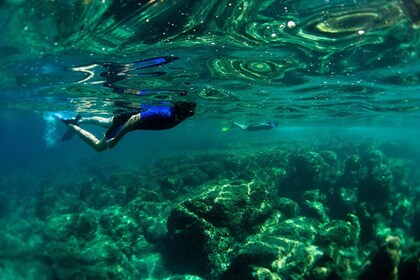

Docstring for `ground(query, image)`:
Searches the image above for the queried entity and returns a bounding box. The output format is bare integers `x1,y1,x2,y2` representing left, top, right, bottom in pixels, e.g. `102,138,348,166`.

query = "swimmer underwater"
56,101,196,152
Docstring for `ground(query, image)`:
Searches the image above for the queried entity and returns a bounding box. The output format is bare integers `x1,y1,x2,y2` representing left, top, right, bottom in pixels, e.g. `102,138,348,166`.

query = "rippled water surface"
1,0,419,126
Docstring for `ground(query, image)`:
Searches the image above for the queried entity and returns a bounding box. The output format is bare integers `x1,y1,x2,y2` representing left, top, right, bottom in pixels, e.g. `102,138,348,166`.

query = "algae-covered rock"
222,241,280,279
35,188,86,220
341,154,363,187
412,211,420,241
163,204,234,278
163,180,273,278
398,241,420,280
181,180,272,238
358,150,393,206
159,175,185,199
79,179,123,209
286,151,330,191
44,212,98,243
327,186,357,219
271,217,321,242
298,189,329,223
305,244,360,280
99,207,142,252
126,197,169,245
273,197,300,218
358,236,401,280
302,200,329,223
44,211,134,277
314,214,360,248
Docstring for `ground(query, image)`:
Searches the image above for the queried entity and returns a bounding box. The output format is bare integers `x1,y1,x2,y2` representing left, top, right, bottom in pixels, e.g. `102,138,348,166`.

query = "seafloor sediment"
0,138,419,279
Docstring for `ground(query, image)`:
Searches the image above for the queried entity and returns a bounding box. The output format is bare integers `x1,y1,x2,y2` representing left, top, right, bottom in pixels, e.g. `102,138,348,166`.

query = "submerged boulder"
398,241,420,280
287,152,328,191
222,242,280,280
162,180,273,278
327,186,358,219
273,197,300,219
358,150,393,206
314,214,360,248
358,236,401,280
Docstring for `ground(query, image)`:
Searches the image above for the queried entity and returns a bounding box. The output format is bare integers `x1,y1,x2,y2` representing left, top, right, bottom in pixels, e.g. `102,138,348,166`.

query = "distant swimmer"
223,120,278,132
56,102,196,152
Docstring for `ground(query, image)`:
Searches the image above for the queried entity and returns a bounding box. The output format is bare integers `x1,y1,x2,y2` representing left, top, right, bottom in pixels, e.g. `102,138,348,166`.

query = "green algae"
1,137,419,279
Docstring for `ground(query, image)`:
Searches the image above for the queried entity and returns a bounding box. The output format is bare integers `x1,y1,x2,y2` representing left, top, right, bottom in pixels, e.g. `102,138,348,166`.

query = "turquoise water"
0,0,419,279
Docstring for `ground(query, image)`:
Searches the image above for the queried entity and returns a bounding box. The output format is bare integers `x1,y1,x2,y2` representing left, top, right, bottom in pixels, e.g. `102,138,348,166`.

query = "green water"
0,0,419,279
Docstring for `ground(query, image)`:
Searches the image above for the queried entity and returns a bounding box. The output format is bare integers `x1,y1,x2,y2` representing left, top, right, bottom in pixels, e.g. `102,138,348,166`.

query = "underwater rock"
314,214,360,248
390,193,413,231
99,206,143,255
43,211,134,279
159,176,184,199
327,187,358,219
181,180,272,239
286,151,329,191
126,197,170,245
302,200,329,223
157,159,210,195
179,166,210,189
35,188,86,220
398,241,420,280
274,243,323,278
273,197,300,219
358,236,401,280
163,204,233,278
163,180,273,278
356,202,379,244
359,165,393,203
35,189,59,220
305,243,361,280
412,211,420,241
270,216,321,242
44,212,98,242
341,154,363,188
299,189,329,223
358,150,393,208
79,179,123,209
222,242,280,280
197,160,227,180
0,230,30,259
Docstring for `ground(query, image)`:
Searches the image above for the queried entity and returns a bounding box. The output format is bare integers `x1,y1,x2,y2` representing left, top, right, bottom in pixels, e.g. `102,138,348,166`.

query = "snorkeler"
224,121,278,132
56,102,196,152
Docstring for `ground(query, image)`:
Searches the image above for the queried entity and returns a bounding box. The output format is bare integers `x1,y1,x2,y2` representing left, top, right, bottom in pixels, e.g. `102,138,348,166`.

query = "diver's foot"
59,114,81,125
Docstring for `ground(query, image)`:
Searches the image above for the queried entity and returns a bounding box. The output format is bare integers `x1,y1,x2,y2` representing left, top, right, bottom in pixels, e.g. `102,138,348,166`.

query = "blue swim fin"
61,128,76,141
132,56,178,69
57,114,81,141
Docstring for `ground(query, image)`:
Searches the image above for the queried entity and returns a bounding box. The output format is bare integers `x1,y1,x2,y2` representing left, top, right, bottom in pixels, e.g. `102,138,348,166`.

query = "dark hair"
174,102,196,118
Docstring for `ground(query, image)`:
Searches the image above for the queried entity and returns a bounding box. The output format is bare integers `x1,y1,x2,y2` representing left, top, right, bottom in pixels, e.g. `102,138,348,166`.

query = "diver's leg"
68,125,108,152
232,122,248,130
104,114,140,149
79,116,114,128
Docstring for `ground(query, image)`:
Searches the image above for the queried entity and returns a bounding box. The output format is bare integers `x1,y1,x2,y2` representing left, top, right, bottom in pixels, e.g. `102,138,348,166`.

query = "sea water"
0,1,419,279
